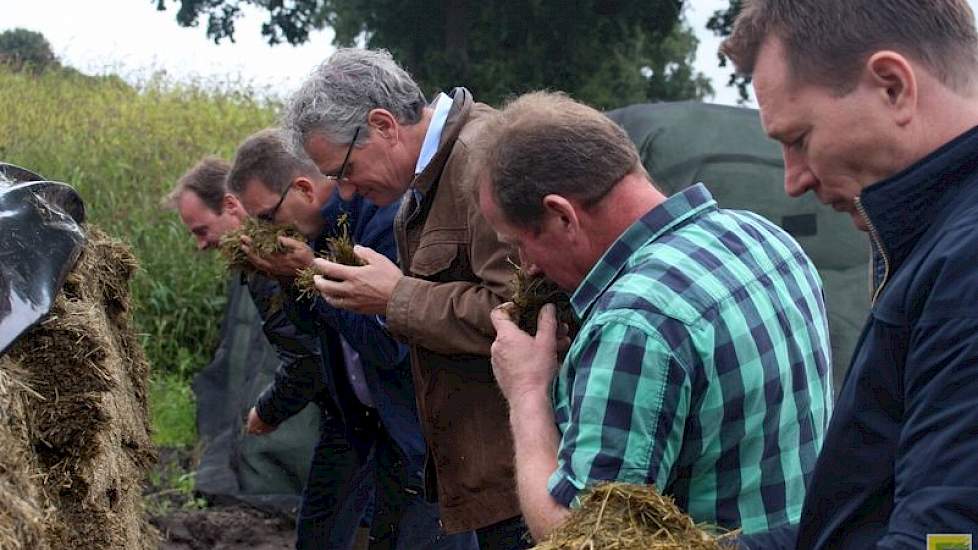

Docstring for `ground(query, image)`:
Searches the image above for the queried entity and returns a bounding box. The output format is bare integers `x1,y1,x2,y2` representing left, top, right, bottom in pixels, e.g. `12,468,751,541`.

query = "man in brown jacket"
282,48,527,549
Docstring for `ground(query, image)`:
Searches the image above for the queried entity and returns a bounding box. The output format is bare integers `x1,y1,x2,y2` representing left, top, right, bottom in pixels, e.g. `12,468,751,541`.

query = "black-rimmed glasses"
325,126,360,183
258,180,293,223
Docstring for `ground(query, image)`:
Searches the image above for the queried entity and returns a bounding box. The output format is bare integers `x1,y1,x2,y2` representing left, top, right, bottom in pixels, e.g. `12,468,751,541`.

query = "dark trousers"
296,413,372,550
296,413,477,550
365,427,478,550
475,515,532,550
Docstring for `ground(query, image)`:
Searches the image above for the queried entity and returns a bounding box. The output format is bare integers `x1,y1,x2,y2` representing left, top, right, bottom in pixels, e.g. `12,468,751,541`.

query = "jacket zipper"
854,196,891,305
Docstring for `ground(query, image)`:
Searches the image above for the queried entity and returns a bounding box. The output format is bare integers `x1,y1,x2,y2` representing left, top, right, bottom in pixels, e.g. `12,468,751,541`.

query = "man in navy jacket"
228,128,476,550
722,1,978,548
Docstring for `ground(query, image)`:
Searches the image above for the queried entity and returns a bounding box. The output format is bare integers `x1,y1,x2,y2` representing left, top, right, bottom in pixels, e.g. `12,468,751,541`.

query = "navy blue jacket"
285,191,425,479
797,127,978,548
246,271,335,425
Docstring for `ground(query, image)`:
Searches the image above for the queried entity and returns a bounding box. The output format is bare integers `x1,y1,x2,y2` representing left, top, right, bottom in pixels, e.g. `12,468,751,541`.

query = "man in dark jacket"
723,1,978,547
279,49,527,549
228,129,476,550
167,157,365,549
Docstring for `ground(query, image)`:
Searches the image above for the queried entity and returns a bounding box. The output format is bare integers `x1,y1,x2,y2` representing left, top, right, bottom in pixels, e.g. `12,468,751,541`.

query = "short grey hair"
282,48,427,154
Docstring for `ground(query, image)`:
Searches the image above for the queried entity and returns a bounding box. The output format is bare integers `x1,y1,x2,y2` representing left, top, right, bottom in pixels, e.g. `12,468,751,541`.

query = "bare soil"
147,447,296,550
152,505,296,550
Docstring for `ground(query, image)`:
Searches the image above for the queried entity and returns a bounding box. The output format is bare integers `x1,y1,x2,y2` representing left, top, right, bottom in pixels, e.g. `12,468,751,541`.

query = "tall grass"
0,66,278,381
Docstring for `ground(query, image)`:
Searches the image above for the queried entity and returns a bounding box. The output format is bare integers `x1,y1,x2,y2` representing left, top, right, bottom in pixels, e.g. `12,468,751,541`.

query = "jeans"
296,412,477,550
295,413,372,550
366,427,478,550
475,515,532,550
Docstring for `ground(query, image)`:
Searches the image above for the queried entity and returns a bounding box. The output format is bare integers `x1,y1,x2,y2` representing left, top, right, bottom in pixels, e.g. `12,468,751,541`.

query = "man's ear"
222,193,244,216
367,108,399,142
541,194,580,237
865,51,917,127
292,177,316,202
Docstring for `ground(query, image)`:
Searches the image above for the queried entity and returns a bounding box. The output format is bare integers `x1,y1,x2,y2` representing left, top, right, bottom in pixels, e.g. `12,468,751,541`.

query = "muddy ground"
147,448,296,550
152,505,296,550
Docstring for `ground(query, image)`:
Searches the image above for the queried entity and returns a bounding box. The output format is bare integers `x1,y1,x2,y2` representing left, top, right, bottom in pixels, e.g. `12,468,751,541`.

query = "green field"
0,65,279,446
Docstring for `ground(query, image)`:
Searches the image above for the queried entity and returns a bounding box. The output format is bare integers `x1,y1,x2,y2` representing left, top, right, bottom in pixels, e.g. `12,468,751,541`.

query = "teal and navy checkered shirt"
547,184,833,535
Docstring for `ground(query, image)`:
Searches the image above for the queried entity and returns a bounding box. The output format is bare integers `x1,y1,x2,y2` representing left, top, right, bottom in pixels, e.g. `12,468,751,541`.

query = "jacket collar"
859,125,978,274
411,87,473,196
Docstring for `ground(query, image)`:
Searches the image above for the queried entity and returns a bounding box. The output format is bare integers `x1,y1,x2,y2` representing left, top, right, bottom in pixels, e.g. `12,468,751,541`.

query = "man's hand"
241,235,314,279
246,407,277,436
311,245,402,315
490,303,563,403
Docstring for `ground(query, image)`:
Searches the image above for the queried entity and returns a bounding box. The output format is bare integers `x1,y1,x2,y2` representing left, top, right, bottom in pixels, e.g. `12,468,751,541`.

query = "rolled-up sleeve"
548,312,692,506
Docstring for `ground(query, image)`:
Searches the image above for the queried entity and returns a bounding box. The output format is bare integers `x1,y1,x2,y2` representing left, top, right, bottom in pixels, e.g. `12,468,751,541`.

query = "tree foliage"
706,0,751,103
157,0,713,109
0,28,60,73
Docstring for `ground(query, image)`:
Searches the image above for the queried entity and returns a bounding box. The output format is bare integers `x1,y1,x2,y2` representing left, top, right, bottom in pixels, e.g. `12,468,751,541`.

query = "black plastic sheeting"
0,162,87,356
193,276,320,516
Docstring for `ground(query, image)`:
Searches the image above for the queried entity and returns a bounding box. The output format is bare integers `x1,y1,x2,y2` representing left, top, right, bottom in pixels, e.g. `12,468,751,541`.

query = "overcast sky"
4,1,978,107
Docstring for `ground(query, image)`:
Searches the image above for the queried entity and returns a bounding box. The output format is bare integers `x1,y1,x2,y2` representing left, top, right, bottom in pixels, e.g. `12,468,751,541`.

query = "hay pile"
218,217,305,271
510,263,576,336
295,213,363,299
533,483,732,550
0,226,158,549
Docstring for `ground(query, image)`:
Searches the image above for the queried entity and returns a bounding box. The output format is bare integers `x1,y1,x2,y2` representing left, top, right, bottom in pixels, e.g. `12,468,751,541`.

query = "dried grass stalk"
324,213,364,267
294,213,363,298
509,261,576,336
294,266,319,301
534,482,734,550
219,218,305,271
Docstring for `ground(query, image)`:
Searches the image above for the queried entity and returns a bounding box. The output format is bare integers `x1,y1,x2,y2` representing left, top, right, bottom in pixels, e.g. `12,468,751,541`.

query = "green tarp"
607,101,870,390
193,277,319,515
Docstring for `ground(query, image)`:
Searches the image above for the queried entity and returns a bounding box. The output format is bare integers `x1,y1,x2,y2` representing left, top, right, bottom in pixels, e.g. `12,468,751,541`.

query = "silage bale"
1,225,158,549
0,358,51,550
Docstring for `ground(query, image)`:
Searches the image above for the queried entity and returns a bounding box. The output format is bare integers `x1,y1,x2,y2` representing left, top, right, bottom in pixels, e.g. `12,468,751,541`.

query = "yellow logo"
928,534,973,550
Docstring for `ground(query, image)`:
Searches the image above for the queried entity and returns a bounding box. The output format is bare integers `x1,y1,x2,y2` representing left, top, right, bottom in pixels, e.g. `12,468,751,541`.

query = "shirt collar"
415,93,453,176
570,183,718,319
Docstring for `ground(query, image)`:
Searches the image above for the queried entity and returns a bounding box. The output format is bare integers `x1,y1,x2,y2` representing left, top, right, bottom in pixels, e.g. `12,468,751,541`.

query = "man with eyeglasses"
227,128,476,550
279,49,528,549
166,156,370,549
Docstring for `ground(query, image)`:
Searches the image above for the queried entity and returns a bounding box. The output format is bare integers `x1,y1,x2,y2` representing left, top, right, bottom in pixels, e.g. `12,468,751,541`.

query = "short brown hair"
164,156,230,213
721,0,978,93
475,91,643,230
227,128,321,196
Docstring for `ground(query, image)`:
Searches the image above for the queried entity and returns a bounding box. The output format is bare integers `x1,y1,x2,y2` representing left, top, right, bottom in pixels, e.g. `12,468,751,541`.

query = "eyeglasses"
325,126,360,183
258,181,293,223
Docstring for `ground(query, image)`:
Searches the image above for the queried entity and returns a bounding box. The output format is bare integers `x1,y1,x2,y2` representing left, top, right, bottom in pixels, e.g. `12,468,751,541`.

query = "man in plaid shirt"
477,92,833,544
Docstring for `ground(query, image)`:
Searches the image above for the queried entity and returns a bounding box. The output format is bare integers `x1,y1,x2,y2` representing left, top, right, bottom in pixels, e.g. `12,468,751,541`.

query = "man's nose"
783,154,816,198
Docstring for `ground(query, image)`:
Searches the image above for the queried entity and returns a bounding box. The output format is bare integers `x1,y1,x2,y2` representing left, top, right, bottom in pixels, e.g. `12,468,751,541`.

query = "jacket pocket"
410,241,463,278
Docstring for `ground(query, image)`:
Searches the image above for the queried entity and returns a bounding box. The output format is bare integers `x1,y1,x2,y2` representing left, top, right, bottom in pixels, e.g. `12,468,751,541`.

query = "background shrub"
0,65,277,408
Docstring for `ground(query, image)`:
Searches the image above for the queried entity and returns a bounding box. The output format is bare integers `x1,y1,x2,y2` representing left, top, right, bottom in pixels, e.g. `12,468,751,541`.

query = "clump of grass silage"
294,213,363,299
218,217,305,272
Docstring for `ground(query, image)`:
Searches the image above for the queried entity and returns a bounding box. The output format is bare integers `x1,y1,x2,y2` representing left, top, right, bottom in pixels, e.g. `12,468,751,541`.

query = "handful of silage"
295,213,364,299
219,217,305,271
510,262,576,336
533,482,734,550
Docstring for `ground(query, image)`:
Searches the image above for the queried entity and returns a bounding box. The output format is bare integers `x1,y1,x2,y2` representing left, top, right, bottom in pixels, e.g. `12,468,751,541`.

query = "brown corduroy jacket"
386,87,520,533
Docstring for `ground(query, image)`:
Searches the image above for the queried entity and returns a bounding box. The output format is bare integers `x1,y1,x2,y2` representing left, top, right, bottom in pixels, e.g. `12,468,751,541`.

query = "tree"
706,0,751,103
0,28,60,73
156,0,713,109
